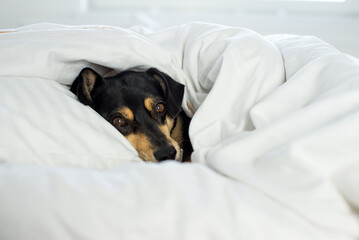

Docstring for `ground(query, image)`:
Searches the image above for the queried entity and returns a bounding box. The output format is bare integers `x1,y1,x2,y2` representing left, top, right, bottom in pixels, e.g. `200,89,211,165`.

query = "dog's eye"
112,116,126,127
155,103,165,113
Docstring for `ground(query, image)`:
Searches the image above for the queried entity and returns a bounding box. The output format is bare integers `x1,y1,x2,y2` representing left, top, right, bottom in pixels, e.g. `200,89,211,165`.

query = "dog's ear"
147,68,185,118
70,68,103,105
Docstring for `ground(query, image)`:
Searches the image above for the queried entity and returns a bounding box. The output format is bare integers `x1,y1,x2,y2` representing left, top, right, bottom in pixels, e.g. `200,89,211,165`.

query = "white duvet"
0,23,358,239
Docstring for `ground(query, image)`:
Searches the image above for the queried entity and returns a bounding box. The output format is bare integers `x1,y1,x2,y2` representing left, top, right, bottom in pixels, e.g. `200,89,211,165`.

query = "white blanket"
0,23,358,239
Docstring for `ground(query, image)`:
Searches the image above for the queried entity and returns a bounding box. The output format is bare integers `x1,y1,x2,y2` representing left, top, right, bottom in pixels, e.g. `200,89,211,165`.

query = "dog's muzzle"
153,147,183,162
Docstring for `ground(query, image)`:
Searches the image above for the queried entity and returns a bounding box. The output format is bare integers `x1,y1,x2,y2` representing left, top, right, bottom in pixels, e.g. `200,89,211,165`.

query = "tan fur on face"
144,97,155,112
165,115,175,131
118,107,134,121
164,114,183,144
125,133,156,162
124,112,182,162
170,118,183,144
160,115,182,161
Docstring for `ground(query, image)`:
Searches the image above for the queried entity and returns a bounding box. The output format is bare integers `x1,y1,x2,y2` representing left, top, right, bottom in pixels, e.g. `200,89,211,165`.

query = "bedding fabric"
0,22,358,239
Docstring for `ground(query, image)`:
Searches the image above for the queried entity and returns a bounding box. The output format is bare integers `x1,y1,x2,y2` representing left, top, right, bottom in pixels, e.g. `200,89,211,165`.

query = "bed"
0,22,358,239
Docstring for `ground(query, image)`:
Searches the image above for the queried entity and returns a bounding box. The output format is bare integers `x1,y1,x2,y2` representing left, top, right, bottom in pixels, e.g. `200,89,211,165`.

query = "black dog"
70,67,192,162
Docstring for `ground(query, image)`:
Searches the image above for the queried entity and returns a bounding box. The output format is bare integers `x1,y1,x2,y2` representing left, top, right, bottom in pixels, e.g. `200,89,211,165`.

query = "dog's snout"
154,146,176,161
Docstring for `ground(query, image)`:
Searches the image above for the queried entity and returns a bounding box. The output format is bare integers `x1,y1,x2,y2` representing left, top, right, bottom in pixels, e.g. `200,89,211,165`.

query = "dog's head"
70,67,185,162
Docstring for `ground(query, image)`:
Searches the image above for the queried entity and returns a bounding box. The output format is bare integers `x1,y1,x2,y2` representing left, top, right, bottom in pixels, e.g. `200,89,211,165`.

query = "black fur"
71,67,192,162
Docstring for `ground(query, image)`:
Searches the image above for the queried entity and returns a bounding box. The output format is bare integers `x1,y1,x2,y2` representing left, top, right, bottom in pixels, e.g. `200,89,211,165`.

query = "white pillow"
0,76,141,169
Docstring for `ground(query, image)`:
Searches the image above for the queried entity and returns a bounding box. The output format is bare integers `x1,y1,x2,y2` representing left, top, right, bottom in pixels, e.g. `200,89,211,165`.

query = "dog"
70,67,192,162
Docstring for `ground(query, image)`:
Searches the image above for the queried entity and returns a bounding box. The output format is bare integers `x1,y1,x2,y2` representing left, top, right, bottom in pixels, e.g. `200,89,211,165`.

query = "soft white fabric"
0,76,140,167
0,161,354,240
0,23,358,239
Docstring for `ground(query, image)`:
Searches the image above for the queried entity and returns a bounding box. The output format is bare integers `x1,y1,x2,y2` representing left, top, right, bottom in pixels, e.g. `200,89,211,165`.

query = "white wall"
0,0,358,57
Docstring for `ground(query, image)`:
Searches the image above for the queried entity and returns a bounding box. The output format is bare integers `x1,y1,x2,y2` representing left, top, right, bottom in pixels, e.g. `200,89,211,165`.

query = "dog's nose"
154,146,177,161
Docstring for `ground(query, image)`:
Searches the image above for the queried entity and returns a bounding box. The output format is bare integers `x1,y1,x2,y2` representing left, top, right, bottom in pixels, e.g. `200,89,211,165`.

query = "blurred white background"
0,0,358,57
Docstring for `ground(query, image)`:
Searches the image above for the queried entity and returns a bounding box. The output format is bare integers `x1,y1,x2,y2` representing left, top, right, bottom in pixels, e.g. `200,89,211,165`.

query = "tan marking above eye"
118,107,134,121
144,97,155,112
